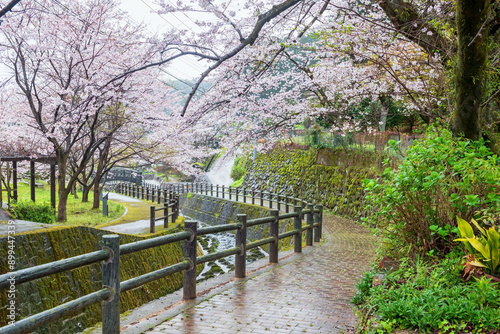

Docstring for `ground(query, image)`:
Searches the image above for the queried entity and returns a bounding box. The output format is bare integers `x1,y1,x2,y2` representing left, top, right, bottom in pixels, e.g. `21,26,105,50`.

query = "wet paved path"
147,214,377,334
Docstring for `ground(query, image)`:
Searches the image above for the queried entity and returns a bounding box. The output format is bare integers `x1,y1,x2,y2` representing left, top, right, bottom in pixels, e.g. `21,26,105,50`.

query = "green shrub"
230,155,250,181
10,201,56,224
363,127,500,257
355,255,500,333
230,165,246,181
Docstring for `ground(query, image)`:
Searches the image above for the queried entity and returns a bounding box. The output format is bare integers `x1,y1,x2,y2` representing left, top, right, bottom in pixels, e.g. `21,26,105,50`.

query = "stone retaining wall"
180,194,294,249
242,147,385,220
0,226,184,333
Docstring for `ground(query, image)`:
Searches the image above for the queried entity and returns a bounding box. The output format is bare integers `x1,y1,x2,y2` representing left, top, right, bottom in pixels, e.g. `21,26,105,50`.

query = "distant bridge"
103,167,142,185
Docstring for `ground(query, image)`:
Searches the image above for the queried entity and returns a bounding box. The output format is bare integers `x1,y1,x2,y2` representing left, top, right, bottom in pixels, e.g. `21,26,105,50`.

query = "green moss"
244,146,384,220
0,225,185,333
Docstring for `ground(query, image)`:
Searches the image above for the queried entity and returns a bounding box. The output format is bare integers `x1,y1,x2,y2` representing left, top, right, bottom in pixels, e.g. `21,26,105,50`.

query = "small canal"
193,221,268,281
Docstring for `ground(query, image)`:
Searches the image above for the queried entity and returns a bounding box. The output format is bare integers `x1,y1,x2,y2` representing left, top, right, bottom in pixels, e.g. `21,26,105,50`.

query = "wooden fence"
0,184,322,334
121,182,309,213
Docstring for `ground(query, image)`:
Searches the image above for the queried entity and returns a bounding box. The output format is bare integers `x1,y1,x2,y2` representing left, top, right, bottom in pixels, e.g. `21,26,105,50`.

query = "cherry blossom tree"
151,0,497,148
148,1,447,152
0,0,192,220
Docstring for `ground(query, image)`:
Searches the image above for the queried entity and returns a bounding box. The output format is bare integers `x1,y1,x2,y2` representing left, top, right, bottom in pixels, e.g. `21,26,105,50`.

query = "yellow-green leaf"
470,218,486,236
468,238,490,259
457,217,474,238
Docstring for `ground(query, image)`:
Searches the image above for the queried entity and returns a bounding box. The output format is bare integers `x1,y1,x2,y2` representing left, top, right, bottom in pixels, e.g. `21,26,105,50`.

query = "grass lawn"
5,182,125,226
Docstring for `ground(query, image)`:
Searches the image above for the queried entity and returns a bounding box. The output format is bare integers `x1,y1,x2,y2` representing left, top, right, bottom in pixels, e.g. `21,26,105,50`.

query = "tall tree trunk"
56,153,70,222
81,185,91,202
379,95,390,132
93,139,111,209
451,0,490,140
92,178,101,210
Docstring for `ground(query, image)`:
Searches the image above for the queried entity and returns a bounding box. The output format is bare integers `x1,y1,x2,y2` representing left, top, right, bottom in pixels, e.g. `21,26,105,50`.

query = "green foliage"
10,182,125,226
364,127,500,257
230,165,246,181
455,217,500,274
230,155,250,181
230,176,244,188
10,201,56,224
355,255,500,333
352,271,376,305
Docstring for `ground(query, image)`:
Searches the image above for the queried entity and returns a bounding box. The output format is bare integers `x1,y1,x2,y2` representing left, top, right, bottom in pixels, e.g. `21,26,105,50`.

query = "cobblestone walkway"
148,214,377,334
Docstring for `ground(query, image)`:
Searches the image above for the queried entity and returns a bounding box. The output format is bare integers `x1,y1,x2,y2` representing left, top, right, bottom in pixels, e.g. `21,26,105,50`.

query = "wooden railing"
0,184,322,334
125,182,309,212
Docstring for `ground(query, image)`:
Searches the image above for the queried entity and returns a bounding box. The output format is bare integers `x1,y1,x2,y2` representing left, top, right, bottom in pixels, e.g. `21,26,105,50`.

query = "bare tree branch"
180,0,303,116
377,0,453,62
0,0,22,19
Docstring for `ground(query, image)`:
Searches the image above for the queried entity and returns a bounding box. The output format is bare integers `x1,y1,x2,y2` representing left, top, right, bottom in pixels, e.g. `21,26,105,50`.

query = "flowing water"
194,220,267,281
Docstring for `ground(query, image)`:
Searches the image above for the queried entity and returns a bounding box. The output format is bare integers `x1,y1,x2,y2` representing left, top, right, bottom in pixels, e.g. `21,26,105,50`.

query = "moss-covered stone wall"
243,147,385,220
0,225,184,333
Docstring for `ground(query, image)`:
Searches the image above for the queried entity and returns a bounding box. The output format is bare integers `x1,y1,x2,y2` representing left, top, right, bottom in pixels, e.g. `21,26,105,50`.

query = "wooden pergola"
0,156,58,208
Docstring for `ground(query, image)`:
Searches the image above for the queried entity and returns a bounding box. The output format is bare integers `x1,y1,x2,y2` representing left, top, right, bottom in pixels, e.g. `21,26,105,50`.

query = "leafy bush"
355,255,500,333
230,165,246,182
230,155,249,181
10,201,56,224
363,127,500,257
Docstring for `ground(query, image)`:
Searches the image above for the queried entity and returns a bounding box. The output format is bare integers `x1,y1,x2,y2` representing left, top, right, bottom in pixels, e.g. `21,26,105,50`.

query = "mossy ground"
4,182,125,226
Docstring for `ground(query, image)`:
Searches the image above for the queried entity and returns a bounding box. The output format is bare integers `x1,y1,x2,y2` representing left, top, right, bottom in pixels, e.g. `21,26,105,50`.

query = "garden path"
206,154,235,186
118,213,377,334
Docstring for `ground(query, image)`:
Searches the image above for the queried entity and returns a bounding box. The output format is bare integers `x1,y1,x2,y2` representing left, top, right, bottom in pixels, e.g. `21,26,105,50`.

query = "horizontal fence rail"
124,181,309,213
1,182,323,334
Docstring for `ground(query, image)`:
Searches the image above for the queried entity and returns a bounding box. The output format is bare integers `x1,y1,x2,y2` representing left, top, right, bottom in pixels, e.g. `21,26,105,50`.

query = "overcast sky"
0,0,207,86
120,0,207,81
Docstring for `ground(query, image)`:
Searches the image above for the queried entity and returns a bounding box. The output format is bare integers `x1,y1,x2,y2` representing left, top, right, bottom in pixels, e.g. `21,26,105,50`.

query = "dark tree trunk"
93,178,101,210
451,0,490,140
81,185,91,202
56,153,70,222
72,182,78,199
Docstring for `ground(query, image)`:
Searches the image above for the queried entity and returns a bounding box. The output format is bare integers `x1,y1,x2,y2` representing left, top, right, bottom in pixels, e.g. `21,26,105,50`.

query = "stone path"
146,214,377,334
206,154,235,186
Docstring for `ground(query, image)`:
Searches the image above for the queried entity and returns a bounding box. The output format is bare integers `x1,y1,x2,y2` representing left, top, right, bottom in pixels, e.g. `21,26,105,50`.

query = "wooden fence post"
228,186,232,200
260,190,263,207
173,195,179,222
141,186,144,200
269,209,279,263
294,206,302,253
222,185,225,199
252,189,255,205
30,161,35,202
277,194,281,212
164,201,168,228
216,185,219,198
315,205,323,241
235,214,247,278
306,204,314,246
102,234,120,334
150,206,155,233
285,194,289,213
269,192,273,209
235,187,239,202
183,221,198,299
157,187,161,204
